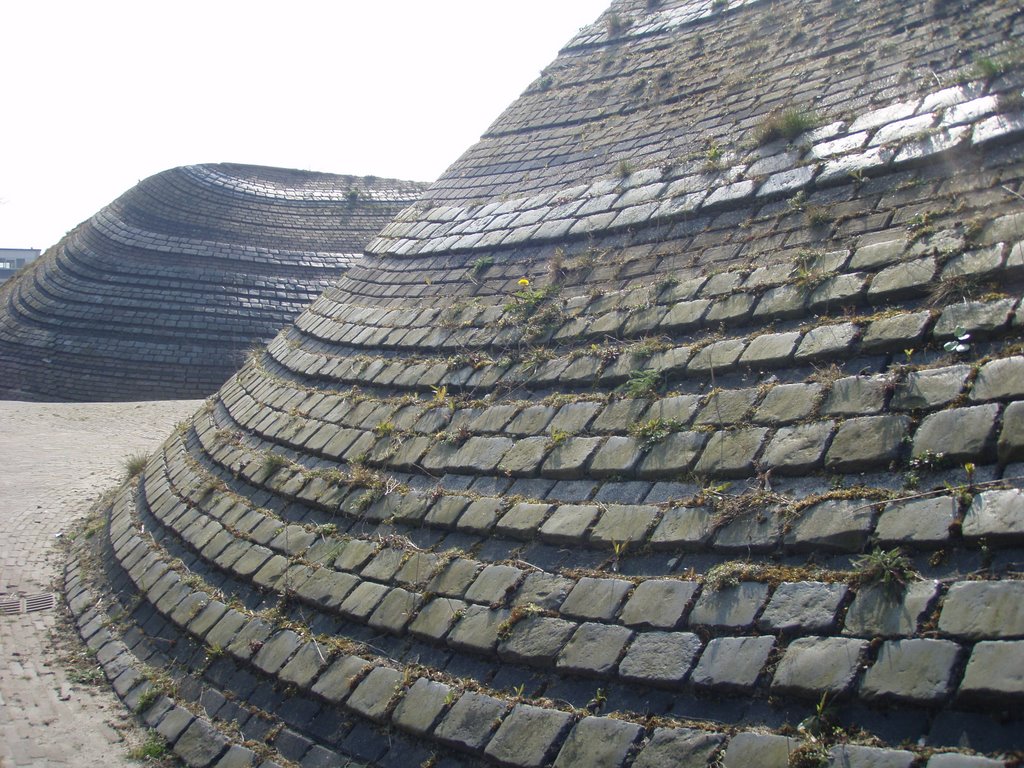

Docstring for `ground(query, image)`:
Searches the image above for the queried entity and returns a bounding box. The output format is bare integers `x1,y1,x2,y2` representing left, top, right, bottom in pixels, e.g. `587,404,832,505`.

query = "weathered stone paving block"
484,704,573,768
784,498,875,552
560,577,633,621
958,640,1024,700
618,579,698,628
552,716,642,768
772,636,868,696
689,582,769,629
860,638,961,703
758,581,849,634
826,415,909,471
962,489,1024,543
392,677,452,735
939,581,1024,638
690,635,774,690
875,496,957,545
433,692,508,752
722,733,800,768
843,581,939,637
557,622,633,676
632,727,726,768
829,744,915,768
618,631,702,685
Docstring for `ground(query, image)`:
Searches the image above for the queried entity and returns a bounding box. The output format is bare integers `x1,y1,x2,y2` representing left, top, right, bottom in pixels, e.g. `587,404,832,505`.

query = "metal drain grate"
0,593,56,615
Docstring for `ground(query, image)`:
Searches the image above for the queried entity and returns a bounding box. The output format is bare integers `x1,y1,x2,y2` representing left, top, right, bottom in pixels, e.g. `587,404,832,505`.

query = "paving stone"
428,558,481,598
712,508,782,552
938,581,1024,639
860,311,932,353
690,635,774,690
560,577,633,621
649,506,715,550
761,421,834,474
971,357,1024,401
693,428,768,478
498,436,550,476
688,582,769,629
409,597,465,642
513,572,575,611
539,504,600,543
912,404,999,461
636,432,707,478
310,655,372,703
891,365,971,410
934,298,1015,338
753,382,823,424
823,376,888,416
875,495,957,545
758,581,849,634
339,581,390,621
499,615,578,666
694,388,759,426
213,745,258,768
843,580,939,637
253,629,302,675
829,744,915,768
589,436,644,477
860,638,961,702
453,436,514,473
740,331,801,366
592,399,652,433
589,504,658,545
772,636,867,696
497,502,552,539
631,727,726,768
998,401,1024,462
826,415,910,471
962,489,1024,543
484,704,574,768
552,716,642,768
448,604,511,652
278,641,331,688
173,718,228,767
644,394,701,424
618,579,699,628
557,622,634,676
369,587,423,633
392,677,452,736
687,339,747,372
794,322,860,361
433,692,508,753
784,497,876,553
925,754,1005,767
958,640,1024,701
722,732,800,768
465,564,524,605
867,257,938,301
345,665,403,723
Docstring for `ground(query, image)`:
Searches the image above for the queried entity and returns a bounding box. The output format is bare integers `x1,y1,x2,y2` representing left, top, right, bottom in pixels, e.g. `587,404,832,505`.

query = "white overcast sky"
1,1,610,249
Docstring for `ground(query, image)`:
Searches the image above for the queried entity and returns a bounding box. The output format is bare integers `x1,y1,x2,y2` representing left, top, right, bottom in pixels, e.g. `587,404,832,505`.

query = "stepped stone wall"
69,1,1024,767
0,164,426,401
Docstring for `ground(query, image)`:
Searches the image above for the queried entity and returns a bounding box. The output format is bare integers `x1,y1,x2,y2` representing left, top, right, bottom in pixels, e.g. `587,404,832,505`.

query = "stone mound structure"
0,164,426,401
68,1,1024,766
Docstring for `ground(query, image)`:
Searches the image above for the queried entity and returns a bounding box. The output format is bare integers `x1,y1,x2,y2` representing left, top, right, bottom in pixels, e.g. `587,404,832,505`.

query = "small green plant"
346,188,360,203
853,547,915,589
548,429,571,447
471,255,494,275
908,450,946,472
943,326,971,354
260,452,290,474
128,731,169,760
134,687,161,713
628,418,677,448
755,108,818,145
373,420,396,437
586,688,608,713
615,159,633,178
624,368,661,397
123,452,149,479
711,0,729,9
705,141,724,168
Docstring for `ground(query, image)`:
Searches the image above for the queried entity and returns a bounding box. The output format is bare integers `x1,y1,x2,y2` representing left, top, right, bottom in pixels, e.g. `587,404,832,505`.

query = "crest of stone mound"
0,163,426,401
67,1,1024,766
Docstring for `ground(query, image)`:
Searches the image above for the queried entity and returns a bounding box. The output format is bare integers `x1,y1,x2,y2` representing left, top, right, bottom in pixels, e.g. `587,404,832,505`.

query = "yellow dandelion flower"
518,278,531,286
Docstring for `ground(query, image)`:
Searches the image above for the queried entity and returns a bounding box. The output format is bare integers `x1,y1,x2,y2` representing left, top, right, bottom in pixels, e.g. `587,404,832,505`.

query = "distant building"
0,248,40,283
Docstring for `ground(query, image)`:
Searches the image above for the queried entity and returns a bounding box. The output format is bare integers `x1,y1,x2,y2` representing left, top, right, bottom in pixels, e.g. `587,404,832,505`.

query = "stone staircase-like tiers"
0,163,426,401
70,1,1024,766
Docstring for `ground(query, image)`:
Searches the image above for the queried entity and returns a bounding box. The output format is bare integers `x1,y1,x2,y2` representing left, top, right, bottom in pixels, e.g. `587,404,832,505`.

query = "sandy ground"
0,399,203,767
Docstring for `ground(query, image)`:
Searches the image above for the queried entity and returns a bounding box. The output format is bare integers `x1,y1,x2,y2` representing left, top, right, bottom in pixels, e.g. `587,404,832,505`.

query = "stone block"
173,719,228,768
823,376,888,416
499,615,577,666
688,582,769,629
826,415,909,471
497,502,552,539
754,383,823,424
772,636,867,696
557,622,634,676
912,404,999,462
875,495,957,545
761,421,834,474
465,564,524,605
428,557,481,598
722,732,800,768
498,436,551,476
829,744,915,768
618,579,699,628
589,504,659,545
589,436,644,477
252,629,302,675
740,331,801,366
758,581,849,634
552,716,642,768
457,497,505,534
559,577,633,621
409,597,465,642
958,640,1024,701
926,754,1005,767
693,428,768,478
861,311,932,353
687,339,747,372
712,509,782,552
433,691,507,753
346,665,403,723
485,704,574,768
368,588,423,634
649,506,715,550
794,323,859,361
690,635,774,690
938,581,1024,638
448,604,511,652
694,388,759,426
998,401,1024,462
636,432,707,478
861,638,961,703
339,581,389,621
310,655,371,703
392,677,451,736
784,498,876,553
843,580,939,637
513,572,575,611
962,489,1024,543
867,257,938,301
278,641,330,688
539,504,600,544
632,727,726,768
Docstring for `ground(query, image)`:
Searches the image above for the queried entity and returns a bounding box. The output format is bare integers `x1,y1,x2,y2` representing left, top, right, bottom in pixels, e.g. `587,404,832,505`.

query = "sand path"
0,399,202,767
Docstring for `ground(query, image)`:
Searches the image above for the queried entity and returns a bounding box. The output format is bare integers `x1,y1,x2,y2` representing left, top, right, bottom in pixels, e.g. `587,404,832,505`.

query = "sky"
0,0,610,250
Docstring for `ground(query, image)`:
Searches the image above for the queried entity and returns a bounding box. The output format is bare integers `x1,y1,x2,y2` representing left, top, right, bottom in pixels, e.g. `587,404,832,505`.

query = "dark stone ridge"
0,163,426,401
68,0,1024,765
